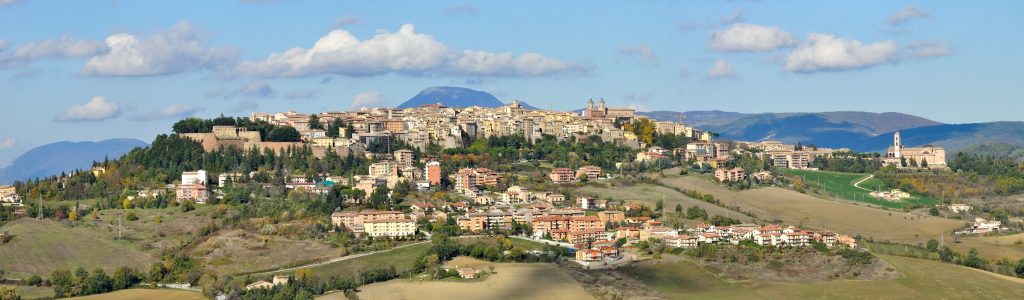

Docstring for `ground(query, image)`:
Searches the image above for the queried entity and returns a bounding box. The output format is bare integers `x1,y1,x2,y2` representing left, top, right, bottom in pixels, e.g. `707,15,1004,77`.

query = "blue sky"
1,0,1022,166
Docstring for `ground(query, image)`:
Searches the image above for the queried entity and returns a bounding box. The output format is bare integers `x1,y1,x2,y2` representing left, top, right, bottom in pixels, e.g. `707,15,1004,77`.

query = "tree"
685,206,708,220
655,199,664,212
938,246,957,262
111,266,139,290
926,239,939,252
1015,258,1024,278
675,204,683,214
267,126,301,142
929,207,940,216
308,115,322,130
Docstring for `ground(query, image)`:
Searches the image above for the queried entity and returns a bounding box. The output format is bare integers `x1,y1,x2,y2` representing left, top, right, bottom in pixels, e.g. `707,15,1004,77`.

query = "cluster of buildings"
744,141,844,170
548,165,603,183
959,218,1008,235
183,99,699,165
870,189,911,201
0,185,21,206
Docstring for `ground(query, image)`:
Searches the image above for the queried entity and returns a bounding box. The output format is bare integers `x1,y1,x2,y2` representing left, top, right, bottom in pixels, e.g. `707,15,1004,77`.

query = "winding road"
852,174,875,192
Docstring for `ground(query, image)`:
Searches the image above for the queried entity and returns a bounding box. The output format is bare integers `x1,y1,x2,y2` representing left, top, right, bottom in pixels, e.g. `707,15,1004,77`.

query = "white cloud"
0,138,14,150
783,34,897,73
616,44,659,67
906,41,952,59
82,22,238,76
208,80,275,99
350,91,388,110
443,4,477,16
237,23,586,78
707,58,735,79
888,5,930,25
11,36,107,60
445,50,587,77
55,96,121,122
721,8,745,24
131,104,204,120
0,0,19,5
711,23,798,52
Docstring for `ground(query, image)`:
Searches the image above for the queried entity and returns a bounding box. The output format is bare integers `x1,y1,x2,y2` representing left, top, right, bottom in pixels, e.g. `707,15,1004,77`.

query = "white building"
181,170,208,185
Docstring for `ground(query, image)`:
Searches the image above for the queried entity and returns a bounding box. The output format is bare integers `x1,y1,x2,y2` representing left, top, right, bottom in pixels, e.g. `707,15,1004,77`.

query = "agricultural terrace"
67,288,205,300
357,257,592,300
623,254,1024,299
658,175,965,245
781,169,940,209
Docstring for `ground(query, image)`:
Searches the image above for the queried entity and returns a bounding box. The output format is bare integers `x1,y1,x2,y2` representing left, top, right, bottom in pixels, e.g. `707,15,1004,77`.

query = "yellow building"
363,219,417,237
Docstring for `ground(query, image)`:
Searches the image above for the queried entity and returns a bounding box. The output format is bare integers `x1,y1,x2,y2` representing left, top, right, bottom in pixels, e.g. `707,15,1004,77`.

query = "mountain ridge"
0,138,148,184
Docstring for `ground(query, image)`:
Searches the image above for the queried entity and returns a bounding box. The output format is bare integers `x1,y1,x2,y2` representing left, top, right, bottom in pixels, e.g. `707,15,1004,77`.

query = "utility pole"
37,196,42,219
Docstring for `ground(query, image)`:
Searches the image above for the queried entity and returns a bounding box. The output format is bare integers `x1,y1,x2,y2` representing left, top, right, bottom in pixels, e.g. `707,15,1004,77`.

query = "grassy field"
781,169,940,209
83,205,218,255
308,242,431,279
192,228,342,275
658,174,965,245
356,257,593,300
0,218,154,277
578,183,754,222
67,288,205,300
954,233,1024,261
624,254,1024,299
1,284,54,299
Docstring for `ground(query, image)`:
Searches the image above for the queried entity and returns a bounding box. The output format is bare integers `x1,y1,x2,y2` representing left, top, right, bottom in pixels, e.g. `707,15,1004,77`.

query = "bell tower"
893,131,902,158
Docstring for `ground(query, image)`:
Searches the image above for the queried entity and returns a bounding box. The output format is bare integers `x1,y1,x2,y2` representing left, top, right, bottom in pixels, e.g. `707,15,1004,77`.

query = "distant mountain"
0,139,148,184
398,86,504,109
638,110,1024,155
640,110,751,128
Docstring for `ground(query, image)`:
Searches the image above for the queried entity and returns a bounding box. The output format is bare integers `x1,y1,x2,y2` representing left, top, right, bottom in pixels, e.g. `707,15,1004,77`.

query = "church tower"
587,98,594,110
599,98,607,111
893,131,902,158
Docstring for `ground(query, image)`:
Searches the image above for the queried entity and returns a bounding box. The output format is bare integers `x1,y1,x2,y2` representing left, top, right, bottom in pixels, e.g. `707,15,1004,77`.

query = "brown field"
954,233,1024,261
658,174,966,244
68,288,205,300
623,254,1024,299
579,183,753,222
191,228,341,275
356,257,593,300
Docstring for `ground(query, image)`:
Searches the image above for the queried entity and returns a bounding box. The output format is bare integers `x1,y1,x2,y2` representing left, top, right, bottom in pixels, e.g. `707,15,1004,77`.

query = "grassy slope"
1,285,54,300
780,169,939,209
192,228,342,276
67,289,205,300
0,218,154,277
308,242,431,279
578,183,754,222
658,174,964,245
357,257,593,300
626,254,1024,299
954,233,1024,261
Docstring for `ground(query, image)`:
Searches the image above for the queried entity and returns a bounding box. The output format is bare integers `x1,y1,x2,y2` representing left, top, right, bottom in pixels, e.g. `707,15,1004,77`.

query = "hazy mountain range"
0,139,147,184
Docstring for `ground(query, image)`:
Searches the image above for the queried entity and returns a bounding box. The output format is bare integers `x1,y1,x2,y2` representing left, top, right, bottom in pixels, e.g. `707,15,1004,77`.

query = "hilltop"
397,86,538,109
